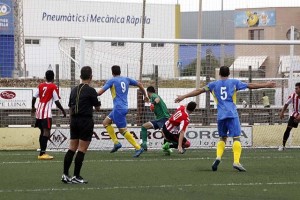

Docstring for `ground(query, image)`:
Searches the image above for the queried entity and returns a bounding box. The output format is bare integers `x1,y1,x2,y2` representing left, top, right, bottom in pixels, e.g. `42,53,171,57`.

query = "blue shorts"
108,108,128,128
217,117,241,138
150,118,168,130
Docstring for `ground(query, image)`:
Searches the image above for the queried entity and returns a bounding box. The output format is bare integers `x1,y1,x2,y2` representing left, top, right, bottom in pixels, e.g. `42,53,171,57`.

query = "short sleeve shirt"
69,84,100,117
102,76,138,109
205,79,248,120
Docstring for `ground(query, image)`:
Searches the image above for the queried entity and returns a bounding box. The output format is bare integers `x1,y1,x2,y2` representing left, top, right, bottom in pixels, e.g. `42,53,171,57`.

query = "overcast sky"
84,0,300,11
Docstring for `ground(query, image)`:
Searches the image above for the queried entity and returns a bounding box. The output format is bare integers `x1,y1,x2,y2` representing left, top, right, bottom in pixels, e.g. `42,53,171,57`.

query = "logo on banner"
0,91,16,99
0,3,11,16
49,129,68,147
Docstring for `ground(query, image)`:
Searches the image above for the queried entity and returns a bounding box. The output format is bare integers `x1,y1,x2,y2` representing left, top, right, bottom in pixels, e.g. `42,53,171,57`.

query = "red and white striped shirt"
285,92,300,117
33,82,60,119
165,105,190,134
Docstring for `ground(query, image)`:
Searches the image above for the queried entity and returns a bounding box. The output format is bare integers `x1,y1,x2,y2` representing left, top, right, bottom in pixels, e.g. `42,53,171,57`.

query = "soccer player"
278,82,300,151
262,92,270,108
140,86,170,150
98,65,149,157
62,66,101,184
161,101,196,155
175,66,276,172
31,70,66,160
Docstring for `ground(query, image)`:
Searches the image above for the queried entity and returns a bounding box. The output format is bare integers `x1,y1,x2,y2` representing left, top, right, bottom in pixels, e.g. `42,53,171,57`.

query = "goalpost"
56,37,300,150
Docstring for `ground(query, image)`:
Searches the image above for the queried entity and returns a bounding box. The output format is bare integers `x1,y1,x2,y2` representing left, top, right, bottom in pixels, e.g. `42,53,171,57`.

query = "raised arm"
248,81,276,89
175,88,206,103
137,82,149,102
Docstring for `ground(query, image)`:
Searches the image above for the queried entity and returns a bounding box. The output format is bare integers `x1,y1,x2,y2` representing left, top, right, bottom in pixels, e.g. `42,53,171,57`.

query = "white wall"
23,0,176,38
23,0,178,79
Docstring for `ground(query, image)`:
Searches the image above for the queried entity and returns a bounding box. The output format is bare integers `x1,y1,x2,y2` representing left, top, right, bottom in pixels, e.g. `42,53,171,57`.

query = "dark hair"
295,82,300,87
45,70,54,82
111,65,121,76
80,66,92,80
219,66,230,77
186,101,197,112
147,86,156,93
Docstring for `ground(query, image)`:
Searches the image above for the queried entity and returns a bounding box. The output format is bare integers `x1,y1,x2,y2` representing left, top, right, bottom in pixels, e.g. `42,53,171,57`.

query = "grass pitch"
0,149,300,200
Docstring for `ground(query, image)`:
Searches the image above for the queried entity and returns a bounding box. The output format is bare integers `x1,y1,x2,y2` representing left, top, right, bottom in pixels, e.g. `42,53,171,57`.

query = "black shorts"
162,125,188,144
35,118,52,130
288,116,299,128
70,116,94,141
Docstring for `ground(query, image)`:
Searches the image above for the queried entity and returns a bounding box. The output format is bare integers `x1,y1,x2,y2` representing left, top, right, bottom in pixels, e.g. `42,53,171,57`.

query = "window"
111,42,125,47
249,29,264,40
151,43,165,47
25,39,40,45
32,39,40,44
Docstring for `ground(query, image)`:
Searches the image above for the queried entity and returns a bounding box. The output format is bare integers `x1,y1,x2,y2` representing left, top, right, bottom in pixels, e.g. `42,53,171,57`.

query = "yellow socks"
216,140,226,160
123,131,141,150
105,125,119,144
232,140,242,164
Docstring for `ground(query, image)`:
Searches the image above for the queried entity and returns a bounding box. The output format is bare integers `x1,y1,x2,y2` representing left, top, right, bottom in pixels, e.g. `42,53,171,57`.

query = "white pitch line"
0,157,210,165
0,155,296,165
0,182,299,193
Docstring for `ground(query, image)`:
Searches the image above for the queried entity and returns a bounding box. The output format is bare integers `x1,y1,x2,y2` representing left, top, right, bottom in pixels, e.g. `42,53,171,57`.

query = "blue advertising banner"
0,0,14,77
0,0,14,35
235,10,276,28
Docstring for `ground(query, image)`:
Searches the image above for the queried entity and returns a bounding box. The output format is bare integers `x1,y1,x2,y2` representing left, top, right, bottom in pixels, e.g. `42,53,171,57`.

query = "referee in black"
61,66,101,184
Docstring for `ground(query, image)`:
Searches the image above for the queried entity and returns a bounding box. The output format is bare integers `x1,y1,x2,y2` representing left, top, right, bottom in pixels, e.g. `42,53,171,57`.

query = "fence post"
70,47,76,89
249,65,254,125
55,64,59,88
154,65,158,93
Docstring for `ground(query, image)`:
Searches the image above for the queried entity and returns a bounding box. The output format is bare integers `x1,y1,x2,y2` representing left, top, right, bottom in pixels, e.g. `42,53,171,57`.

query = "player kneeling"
161,101,196,155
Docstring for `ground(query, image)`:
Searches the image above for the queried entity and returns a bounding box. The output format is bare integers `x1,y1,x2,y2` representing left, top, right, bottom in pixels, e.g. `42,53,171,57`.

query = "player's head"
111,65,121,76
147,86,156,94
295,82,300,95
80,66,92,80
219,66,230,77
186,101,197,112
45,70,54,82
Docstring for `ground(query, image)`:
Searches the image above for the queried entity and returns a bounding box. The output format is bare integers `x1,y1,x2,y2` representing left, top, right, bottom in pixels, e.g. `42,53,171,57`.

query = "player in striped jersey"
175,66,275,172
32,70,66,160
161,101,197,155
278,82,300,151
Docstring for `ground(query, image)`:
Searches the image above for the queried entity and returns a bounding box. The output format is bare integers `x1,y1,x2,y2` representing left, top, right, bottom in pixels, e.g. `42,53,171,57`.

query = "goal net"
56,37,300,150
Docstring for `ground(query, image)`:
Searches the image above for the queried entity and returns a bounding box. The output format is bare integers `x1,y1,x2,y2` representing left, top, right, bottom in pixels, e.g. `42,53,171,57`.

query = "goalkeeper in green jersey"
140,86,170,150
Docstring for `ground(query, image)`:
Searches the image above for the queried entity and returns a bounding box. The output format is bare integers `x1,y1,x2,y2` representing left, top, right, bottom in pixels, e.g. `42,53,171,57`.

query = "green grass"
0,149,300,200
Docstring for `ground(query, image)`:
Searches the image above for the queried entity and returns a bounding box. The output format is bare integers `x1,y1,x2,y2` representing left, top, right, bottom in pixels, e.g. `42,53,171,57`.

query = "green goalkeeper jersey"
150,93,170,120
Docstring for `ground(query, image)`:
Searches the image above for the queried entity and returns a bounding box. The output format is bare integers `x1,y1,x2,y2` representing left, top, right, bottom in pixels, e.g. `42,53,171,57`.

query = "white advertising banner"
0,89,33,109
47,126,252,150
23,0,176,38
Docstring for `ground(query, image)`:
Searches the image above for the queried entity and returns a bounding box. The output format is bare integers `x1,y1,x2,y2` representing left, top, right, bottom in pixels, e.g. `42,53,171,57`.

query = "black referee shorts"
70,116,94,141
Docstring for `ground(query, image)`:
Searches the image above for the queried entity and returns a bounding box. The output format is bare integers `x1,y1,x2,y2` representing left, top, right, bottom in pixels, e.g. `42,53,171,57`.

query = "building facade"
22,0,180,79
